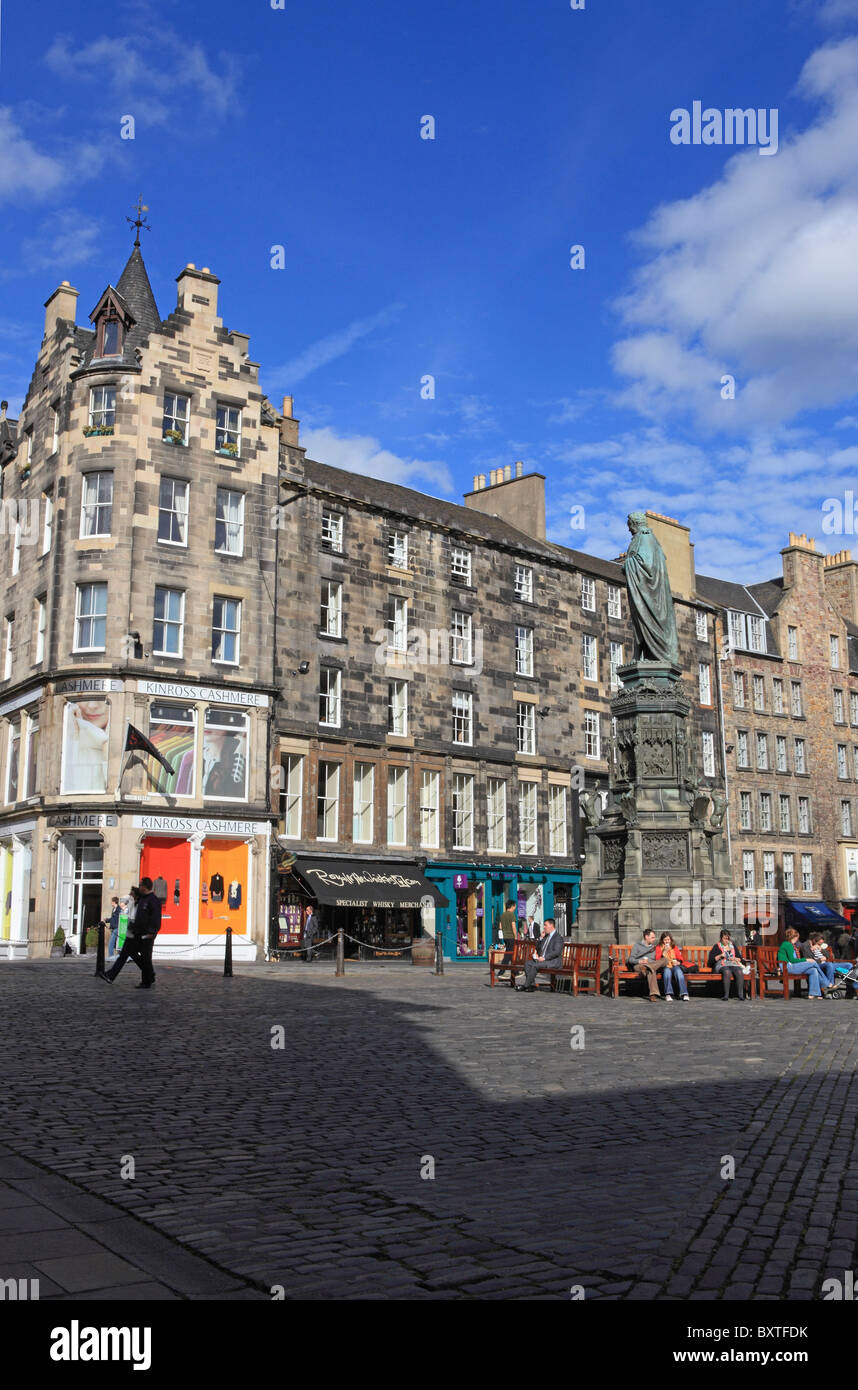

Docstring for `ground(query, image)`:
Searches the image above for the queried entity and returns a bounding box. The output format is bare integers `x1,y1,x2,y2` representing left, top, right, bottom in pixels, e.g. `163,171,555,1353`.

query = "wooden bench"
749,943,847,1000
490,941,603,995
609,944,756,999
489,938,534,987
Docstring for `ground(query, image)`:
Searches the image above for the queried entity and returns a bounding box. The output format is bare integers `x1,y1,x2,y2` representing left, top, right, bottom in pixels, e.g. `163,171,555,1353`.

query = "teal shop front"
425,862,581,963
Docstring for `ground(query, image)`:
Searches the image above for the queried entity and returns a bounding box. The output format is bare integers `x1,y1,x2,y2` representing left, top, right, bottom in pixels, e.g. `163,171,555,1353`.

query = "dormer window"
101,318,122,356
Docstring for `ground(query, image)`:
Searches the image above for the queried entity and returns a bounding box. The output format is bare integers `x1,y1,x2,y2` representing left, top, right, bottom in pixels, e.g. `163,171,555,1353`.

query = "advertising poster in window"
61,700,110,793
198,838,248,936
147,703,195,796
202,709,248,801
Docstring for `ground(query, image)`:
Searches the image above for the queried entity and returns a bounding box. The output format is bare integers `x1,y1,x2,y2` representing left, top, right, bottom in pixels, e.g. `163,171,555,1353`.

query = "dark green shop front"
425,862,581,963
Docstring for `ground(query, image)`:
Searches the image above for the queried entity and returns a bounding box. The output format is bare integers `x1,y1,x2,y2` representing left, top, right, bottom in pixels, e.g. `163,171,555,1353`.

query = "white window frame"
763,852,776,890
787,626,798,660
388,530,408,569
702,731,715,778
698,662,712,705
319,667,342,727
842,800,852,838
35,596,46,665
851,692,858,727
451,546,472,585
80,471,113,538
162,392,190,444
776,735,787,772
834,689,845,723
742,850,755,890
283,755,303,839
3,616,13,681
487,777,507,853
5,718,20,804
752,675,765,712
783,853,795,893
736,730,749,768
153,586,185,657
608,585,622,620
388,597,408,656
756,732,768,771
215,403,242,456
759,793,772,833
695,609,708,640
733,673,746,709
452,690,473,746
581,576,596,612
798,796,810,834
831,635,841,669
321,508,343,552
739,792,752,830
519,782,538,855
215,487,245,556
801,853,813,892
51,407,60,456
386,766,408,846
419,769,440,849
779,795,791,834
212,596,241,666
74,583,107,652
452,773,474,850
388,680,408,737
515,626,534,678
584,710,600,760
316,761,340,842
772,679,784,715
451,610,474,666
514,564,533,602
157,477,189,547
838,743,848,779
88,385,116,430
582,633,597,683
609,641,624,692
790,681,802,717
549,784,567,856
41,490,54,556
320,580,343,638
516,702,536,756
794,738,806,774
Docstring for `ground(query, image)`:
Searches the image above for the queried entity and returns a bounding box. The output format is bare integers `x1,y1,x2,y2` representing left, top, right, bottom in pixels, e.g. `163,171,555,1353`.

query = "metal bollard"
336,925,345,977
94,920,106,977
434,931,444,975
224,927,233,978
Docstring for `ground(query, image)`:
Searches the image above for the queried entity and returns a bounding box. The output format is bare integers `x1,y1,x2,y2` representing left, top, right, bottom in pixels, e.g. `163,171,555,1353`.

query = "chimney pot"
504,464,512,481
515,460,523,478
282,395,294,419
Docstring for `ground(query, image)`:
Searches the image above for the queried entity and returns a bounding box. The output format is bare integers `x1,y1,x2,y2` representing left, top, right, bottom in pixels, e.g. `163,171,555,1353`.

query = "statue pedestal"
576,662,733,946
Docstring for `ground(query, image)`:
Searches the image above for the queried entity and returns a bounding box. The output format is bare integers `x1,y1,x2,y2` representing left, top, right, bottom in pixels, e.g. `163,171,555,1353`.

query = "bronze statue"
623,512,680,665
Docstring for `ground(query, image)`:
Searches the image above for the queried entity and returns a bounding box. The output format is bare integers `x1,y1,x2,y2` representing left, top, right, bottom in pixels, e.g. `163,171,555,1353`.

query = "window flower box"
83,426,114,437
163,429,185,445
216,444,239,458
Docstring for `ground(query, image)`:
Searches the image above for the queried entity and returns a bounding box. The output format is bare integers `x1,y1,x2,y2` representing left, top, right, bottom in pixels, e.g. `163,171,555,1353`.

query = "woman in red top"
655,931,690,1001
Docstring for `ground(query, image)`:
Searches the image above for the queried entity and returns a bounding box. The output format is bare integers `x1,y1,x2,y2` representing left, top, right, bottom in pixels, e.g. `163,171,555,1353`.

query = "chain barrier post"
336,925,345,977
224,926,233,978
95,920,106,976
434,929,444,975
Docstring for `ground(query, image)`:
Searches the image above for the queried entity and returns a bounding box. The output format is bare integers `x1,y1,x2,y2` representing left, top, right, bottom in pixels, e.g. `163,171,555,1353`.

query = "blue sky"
2,0,858,579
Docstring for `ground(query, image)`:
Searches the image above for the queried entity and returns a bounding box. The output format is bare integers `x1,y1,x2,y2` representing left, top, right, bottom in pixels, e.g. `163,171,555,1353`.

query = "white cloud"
17,211,101,273
270,305,404,386
0,108,70,202
302,426,453,494
817,0,858,23
613,38,858,431
44,33,241,124
546,425,858,580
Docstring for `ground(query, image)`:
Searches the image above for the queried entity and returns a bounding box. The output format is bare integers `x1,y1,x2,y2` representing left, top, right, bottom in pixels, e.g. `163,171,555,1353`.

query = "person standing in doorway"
496,899,517,978
303,904,318,962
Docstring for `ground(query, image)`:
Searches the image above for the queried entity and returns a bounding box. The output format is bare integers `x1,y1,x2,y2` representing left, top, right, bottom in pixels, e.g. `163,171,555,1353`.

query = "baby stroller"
824,961,858,999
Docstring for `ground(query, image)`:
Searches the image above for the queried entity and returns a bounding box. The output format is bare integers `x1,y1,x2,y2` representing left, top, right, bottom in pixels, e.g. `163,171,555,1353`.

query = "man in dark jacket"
303,906,318,962
99,878,161,989
516,918,563,992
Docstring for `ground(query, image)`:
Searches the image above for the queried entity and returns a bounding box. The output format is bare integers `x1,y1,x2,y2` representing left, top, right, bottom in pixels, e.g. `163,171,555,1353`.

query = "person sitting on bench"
628,928,667,1001
708,929,751,999
516,917,562,991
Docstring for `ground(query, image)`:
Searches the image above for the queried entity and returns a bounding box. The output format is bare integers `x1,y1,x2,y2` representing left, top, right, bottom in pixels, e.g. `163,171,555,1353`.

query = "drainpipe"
715,620,733,868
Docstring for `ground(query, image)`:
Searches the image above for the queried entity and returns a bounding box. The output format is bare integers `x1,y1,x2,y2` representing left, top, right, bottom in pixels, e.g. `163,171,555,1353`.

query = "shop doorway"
455,878,484,957
71,839,104,953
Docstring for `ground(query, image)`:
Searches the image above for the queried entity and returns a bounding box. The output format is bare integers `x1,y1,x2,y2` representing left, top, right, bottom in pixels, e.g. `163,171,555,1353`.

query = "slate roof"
80,245,162,370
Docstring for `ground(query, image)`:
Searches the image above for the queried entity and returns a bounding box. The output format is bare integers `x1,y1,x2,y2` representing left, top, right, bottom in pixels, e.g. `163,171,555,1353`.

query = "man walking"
515,917,563,992
496,898,517,978
99,878,161,989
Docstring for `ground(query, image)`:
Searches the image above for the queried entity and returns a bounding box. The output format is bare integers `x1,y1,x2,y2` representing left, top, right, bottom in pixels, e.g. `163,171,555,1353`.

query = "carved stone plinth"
575,661,734,946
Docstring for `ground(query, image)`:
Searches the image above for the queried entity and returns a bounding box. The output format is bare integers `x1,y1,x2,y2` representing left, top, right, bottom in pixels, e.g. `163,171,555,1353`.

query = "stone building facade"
0,243,288,959
1,243,853,959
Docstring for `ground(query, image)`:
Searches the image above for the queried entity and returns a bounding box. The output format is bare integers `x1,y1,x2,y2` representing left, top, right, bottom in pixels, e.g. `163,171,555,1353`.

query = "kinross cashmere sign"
132,815,269,835
137,680,268,708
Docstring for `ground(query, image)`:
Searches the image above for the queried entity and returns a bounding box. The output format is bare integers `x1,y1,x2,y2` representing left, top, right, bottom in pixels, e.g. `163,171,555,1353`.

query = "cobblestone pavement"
2,955,857,1300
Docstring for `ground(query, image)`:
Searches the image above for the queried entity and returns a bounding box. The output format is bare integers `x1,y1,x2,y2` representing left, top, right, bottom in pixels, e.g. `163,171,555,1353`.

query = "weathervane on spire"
126,195,151,248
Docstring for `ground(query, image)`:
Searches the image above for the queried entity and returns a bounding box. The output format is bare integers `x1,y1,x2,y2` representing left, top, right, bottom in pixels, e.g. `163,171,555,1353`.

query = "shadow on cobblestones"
2,958,857,1300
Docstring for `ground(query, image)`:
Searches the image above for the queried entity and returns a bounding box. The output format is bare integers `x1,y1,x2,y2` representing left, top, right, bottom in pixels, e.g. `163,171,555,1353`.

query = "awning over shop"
784,899,848,928
292,858,448,909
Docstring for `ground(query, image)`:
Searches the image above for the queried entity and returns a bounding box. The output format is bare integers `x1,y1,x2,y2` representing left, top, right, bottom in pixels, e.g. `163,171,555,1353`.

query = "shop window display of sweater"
227,880,242,910
209,873,225,902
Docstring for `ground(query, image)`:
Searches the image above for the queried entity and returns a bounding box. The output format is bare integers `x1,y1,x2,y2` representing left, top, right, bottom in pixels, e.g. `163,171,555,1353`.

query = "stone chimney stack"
175,264,220,323
43,281,79,339
463,465,546,541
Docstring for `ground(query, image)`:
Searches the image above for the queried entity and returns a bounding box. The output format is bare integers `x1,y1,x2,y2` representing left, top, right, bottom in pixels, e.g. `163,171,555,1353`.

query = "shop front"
0,818,36,960
425,861,581,963
284,857,447,960
132,814,270,960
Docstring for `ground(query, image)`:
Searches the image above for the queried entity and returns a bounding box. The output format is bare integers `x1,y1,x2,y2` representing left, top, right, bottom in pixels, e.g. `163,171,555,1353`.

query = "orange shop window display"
198,839,249,936
139,836,190,936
